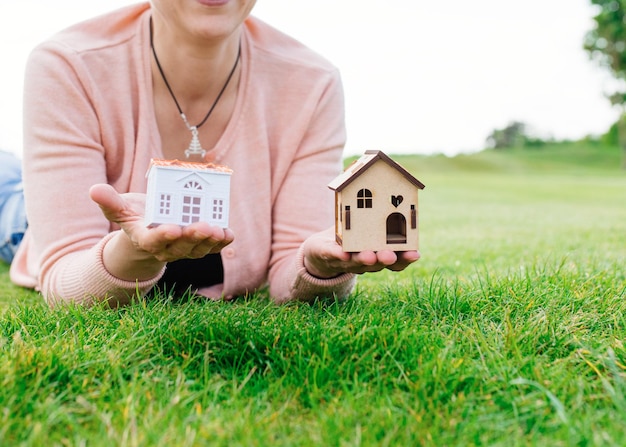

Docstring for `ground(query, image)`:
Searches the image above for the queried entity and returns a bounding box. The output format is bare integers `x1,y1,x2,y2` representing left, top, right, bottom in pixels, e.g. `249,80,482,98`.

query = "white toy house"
328,150,425,252
145,158,232,228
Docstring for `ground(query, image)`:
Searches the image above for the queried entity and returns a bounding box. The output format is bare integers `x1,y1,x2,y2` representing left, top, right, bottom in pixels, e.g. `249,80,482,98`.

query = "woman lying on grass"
0,1,419,307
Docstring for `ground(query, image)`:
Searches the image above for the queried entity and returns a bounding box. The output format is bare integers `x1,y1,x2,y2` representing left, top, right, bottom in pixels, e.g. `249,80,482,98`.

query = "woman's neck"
150,15,243,159
150,17,241,104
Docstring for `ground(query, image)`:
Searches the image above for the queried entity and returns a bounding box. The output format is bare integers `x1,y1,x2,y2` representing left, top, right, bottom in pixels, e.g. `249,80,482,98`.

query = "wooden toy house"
145,158,232,228
328,150,425,252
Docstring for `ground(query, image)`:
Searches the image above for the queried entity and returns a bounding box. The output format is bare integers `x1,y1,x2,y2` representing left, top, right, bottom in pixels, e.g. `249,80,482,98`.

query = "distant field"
0,143,625,446
354,143,625,288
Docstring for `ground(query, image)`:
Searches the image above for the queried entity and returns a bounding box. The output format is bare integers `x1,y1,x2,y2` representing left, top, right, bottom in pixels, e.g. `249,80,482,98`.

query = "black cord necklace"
150,17,241,158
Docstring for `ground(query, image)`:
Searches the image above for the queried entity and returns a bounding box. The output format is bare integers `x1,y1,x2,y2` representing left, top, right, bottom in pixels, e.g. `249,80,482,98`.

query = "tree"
486,121,546,149
584,0,626,167
486,121,527,149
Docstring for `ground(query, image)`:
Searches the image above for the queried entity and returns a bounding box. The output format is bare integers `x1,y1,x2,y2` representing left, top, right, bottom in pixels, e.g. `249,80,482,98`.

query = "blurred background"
0,0,620,157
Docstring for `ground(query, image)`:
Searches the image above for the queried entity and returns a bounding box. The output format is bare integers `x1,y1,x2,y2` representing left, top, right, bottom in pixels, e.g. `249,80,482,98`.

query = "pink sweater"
11,3,356,305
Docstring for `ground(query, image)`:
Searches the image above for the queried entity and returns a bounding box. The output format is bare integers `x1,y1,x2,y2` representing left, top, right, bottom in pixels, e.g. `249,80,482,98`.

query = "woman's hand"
302,227,420,279
89,184,234,280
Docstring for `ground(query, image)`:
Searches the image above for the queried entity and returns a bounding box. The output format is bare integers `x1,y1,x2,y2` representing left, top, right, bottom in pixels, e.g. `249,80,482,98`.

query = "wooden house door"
386,213,407,244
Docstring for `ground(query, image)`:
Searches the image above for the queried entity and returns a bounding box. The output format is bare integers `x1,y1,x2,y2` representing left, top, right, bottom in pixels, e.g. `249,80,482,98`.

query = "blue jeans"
0,151,27,264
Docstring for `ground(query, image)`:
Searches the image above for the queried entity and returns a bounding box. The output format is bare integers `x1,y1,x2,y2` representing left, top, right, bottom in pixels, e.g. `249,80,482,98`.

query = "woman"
8,0,420,306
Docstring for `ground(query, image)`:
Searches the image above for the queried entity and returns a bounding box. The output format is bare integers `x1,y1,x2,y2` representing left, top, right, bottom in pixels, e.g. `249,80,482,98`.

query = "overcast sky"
0,0,618,156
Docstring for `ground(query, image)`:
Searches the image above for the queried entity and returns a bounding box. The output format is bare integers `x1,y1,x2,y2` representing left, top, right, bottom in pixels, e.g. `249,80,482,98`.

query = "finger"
181,221,215,240
191,236,232,256
222,227,235,244
182,223,233,249
89,184,127,221
386,250,421,272
351,250,378,266
375,250,398,266
403,250,421,262
162,224,235,260
139,224,183,254
341,251,401,274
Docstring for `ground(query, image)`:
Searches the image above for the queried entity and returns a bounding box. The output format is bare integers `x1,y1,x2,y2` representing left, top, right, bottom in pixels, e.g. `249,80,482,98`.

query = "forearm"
270,245,355,303
102,230,166,281
42,232,165,307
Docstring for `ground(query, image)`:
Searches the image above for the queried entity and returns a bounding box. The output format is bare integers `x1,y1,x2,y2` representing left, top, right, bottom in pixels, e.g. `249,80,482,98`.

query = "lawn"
0,143,625,446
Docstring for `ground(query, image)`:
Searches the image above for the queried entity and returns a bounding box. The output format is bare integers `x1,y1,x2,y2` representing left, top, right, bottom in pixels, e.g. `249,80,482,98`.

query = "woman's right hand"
89,184,234,280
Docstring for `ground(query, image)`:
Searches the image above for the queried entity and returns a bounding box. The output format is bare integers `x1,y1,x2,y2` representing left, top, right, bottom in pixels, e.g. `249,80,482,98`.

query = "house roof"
147,158,233,177
328,150,425,192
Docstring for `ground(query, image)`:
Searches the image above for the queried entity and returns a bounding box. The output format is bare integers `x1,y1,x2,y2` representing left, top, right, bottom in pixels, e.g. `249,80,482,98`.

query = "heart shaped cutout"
391,195,403,207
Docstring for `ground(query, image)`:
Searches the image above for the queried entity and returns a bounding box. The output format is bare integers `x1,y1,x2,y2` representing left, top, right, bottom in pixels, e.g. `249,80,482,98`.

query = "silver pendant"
184,126,206,159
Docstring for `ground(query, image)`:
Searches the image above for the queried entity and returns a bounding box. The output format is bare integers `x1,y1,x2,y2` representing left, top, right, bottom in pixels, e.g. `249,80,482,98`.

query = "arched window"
183,180,203,190
357,189,372,208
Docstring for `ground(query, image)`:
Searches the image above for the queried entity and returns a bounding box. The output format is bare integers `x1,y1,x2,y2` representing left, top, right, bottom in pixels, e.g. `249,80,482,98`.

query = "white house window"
159,193,171,216
212,199,224,220
357,189,372,208
184,180,203,191
182,195,202,224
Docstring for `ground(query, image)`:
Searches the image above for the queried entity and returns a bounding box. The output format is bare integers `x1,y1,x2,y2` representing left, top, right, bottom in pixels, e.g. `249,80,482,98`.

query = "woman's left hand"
302,227,420,279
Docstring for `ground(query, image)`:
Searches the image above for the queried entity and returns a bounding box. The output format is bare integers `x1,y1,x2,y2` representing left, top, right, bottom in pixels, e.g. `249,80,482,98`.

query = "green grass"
1,142,625,446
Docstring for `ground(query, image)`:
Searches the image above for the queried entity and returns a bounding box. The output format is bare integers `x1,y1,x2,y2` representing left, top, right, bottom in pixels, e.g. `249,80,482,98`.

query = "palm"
90,184,149,235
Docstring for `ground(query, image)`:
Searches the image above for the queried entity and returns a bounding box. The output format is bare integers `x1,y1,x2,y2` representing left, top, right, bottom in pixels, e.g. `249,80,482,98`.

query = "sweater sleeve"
267,68,356,303
22,42,163,305
45,232,165,307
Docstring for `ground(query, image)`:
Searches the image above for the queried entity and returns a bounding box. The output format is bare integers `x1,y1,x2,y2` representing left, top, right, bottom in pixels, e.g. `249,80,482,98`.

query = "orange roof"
149,158,233,174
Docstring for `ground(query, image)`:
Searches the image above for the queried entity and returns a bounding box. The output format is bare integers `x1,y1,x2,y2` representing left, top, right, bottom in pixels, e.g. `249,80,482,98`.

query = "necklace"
150,18,241,158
